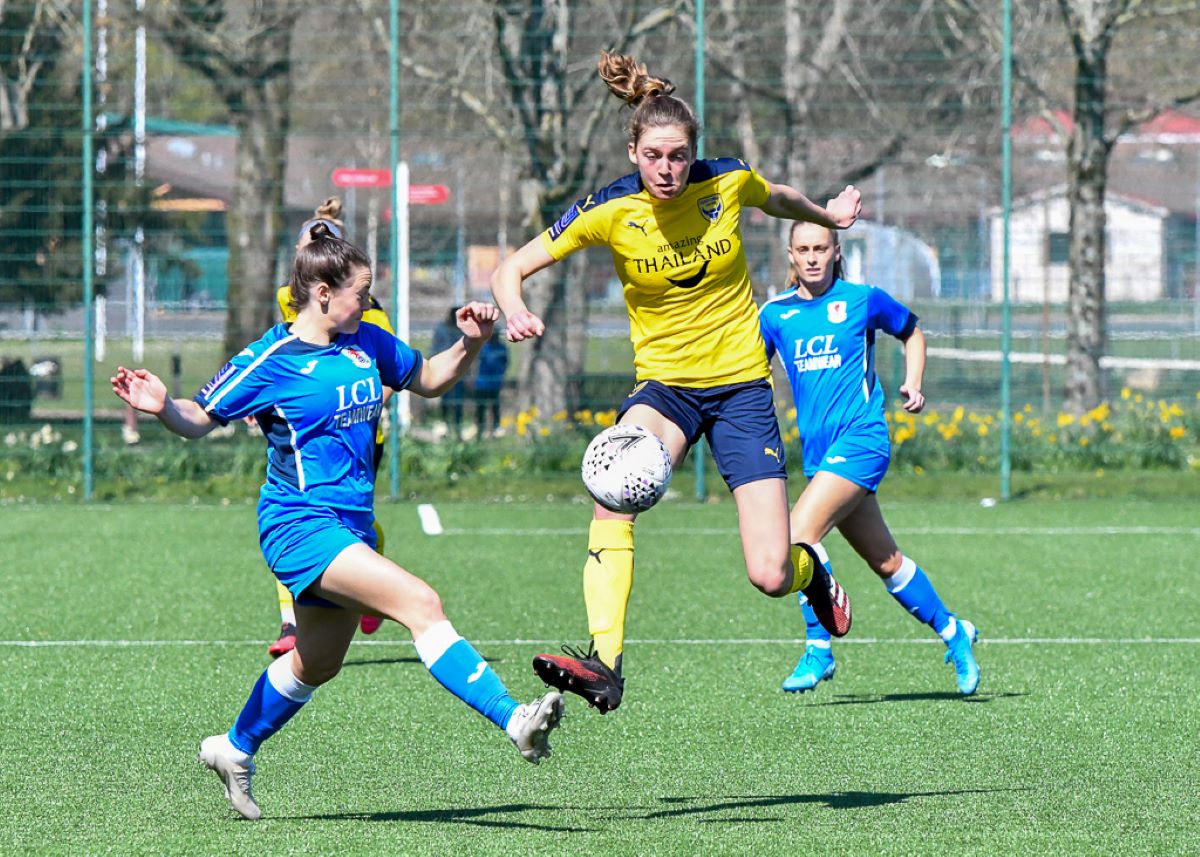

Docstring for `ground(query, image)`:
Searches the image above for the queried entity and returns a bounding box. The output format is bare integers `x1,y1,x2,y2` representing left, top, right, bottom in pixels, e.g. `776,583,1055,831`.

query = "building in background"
990,188,1170,303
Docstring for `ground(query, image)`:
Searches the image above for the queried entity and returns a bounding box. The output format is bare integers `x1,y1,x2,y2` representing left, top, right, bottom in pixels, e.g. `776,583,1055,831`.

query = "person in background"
113,225,565,821
432,306,466,436
759,221,980,696
269,198,393,656
471,328,509,437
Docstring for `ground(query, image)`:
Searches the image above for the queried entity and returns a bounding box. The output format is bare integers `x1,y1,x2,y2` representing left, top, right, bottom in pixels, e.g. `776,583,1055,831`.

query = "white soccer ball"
581,424,673,514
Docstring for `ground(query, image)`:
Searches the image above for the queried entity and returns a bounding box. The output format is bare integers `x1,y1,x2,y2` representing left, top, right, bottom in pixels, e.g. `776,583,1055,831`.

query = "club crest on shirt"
341,345,372,369
827,301,848,324
697,194,723,223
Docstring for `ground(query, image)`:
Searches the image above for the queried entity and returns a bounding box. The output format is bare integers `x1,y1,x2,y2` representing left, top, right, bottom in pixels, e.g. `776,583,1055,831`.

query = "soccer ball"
581,424,673,514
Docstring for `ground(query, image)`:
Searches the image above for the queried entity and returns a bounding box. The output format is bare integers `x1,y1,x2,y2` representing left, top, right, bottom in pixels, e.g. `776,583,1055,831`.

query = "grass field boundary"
5,637,1199,647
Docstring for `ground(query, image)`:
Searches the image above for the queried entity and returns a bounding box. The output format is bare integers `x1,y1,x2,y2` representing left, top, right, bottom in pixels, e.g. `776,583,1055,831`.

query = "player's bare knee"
747,558,791,597
398,582,445,627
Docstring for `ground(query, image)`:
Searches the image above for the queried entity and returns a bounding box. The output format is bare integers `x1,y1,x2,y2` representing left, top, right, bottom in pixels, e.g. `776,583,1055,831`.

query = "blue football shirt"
758,278,916,475
193,321,421,515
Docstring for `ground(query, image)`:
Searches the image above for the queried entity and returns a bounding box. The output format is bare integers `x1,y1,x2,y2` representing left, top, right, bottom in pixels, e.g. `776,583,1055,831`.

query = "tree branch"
401,57,516,151
821,133,906,201
1111,87,1200,143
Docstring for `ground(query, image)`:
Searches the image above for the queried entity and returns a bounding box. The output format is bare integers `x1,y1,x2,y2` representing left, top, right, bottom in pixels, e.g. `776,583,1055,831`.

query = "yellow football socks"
372,519,386,554
787,543,816,595
583,518,635,670
276,580,296,626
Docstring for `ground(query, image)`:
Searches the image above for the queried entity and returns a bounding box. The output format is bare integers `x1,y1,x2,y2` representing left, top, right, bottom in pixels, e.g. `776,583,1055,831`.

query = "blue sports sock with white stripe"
414,620,519,730
228,653,317,756
884,556,955,638
798,543,832,645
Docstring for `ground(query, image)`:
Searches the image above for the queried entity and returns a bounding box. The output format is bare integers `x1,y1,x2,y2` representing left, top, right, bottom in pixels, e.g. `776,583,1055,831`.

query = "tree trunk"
222,68,291,356
1063,41,1109,414
519,265,572,415
514,184,576,415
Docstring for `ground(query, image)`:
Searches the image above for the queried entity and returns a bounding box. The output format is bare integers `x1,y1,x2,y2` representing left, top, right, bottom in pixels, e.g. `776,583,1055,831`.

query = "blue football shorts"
806,427,891,493
618,378,787,491
258,503,377,608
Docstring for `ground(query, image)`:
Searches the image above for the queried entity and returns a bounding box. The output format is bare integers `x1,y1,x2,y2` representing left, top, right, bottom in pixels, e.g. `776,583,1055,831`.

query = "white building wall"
991,196,1165,303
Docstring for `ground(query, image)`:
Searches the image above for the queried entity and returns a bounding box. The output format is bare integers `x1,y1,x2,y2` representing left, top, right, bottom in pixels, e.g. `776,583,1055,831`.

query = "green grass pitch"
2,496,1197,854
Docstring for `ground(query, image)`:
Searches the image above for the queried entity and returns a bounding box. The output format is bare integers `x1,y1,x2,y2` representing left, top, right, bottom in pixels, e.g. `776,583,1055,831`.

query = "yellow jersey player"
492,51,861,712
267,200,395,657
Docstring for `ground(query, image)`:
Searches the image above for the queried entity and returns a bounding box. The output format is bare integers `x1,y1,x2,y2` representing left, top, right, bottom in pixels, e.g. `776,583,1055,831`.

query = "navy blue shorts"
259,504,377,608
618,379,786,491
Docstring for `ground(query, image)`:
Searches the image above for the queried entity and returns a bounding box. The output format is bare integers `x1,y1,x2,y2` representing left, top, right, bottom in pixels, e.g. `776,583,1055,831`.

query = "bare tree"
1053,0,1200,412
145,1,300,357
955,0,1200,413
357,0,682,414
0,0,82,313
697,0,995,287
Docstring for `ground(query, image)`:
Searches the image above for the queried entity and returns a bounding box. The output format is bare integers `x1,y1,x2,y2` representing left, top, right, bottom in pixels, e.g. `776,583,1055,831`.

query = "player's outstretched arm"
490,237,557,343
760,183,861,229
410,302,498,398
111,366,218,438
899,325,927,413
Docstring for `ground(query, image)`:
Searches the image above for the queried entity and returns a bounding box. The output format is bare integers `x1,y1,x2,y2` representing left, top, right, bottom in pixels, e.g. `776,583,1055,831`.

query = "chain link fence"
2,1,1199,493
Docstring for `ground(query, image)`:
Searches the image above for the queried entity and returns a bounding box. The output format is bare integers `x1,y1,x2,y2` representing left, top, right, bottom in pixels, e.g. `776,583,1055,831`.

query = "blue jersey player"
112,225,564,820
759,222,980,696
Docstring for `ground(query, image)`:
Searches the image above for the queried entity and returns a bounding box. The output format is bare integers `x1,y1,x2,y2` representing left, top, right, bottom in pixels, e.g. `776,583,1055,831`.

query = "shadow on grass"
287,787,1030,830
640,787,1030,819
340,656,424,668
284,803,585,832
341,654,507,669
810,690,1028,706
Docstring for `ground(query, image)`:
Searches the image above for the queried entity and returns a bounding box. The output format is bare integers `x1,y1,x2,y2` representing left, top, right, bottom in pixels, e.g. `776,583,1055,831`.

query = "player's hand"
900,383,925,413
504,309,545,342
456,301,498,341
826,185,861,229
112,367,167,415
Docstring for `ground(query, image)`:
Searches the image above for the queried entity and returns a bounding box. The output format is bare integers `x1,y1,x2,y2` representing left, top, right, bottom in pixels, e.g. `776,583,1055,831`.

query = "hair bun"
315,197,343,221
308,222,336,242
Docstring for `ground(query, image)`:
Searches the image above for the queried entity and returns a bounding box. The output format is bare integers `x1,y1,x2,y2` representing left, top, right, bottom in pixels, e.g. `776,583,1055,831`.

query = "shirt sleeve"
364,323,423,391
758,307,780,363
739,163,773,209
193,332,281,425
538,196,610,261
867,287,918,339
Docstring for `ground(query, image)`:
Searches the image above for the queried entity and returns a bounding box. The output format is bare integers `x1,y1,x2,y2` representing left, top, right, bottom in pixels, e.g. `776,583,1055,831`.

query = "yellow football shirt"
539,158,772,387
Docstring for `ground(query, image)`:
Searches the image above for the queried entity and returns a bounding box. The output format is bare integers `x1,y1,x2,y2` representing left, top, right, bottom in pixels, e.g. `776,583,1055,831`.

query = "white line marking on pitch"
416,503,443,535
3,637,1198,648
443,526,1200,537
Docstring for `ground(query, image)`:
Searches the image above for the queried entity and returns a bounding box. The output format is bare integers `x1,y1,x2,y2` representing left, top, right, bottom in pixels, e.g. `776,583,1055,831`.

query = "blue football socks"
885,556,953,637
414,620,519,730
228,653,317,756
798,542,833,645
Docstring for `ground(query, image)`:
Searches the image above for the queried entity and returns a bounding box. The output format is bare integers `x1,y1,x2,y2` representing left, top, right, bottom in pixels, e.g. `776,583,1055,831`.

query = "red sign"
333,169,450,207
408,184,450,205
332,168,392,188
